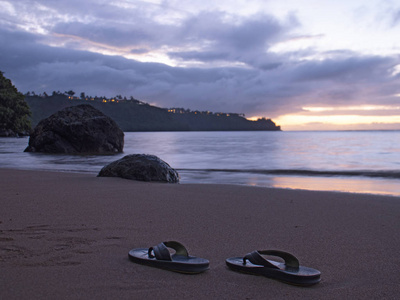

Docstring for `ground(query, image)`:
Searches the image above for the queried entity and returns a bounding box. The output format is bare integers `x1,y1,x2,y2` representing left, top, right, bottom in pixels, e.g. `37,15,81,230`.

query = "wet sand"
1,169,399,299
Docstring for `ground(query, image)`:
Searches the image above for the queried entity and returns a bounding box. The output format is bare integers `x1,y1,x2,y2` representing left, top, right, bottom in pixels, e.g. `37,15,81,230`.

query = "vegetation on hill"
25,91,281,132
0,72,31,136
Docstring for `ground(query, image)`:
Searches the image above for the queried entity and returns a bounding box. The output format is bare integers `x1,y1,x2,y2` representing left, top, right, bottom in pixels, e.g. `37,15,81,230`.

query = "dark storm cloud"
52,18,176,49
290,55,395,83
168,50,231,62
177,11,288,50
1,26,399,118
0,0,399,119
167,11,296,69
49,8,293,70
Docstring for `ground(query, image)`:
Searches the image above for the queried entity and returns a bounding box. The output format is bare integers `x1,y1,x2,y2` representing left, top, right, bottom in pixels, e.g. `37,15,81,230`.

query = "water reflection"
270,176,400,196
1,131,400,196
180,170,400,196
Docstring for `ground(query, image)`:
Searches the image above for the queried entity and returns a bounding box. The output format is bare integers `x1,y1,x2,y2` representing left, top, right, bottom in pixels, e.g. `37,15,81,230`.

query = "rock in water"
24,104,124,154
98,154,179,183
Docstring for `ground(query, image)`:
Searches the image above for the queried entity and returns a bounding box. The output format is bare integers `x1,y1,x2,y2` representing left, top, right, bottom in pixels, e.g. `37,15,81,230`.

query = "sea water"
1,131,400,196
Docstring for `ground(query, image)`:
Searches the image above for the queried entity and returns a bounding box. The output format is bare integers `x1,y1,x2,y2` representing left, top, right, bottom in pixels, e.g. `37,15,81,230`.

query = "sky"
1,0,400,130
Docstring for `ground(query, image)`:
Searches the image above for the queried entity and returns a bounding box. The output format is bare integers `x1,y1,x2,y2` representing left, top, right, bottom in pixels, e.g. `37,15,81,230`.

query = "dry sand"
1,169,399,299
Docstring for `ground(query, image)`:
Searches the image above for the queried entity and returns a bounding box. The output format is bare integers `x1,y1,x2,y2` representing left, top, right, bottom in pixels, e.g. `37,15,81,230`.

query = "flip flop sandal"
226,250,321,286
129,241,209,274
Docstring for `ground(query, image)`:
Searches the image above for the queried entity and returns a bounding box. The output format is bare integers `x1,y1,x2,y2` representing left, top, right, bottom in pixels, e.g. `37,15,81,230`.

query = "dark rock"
24,104,124,154
98,154,179,183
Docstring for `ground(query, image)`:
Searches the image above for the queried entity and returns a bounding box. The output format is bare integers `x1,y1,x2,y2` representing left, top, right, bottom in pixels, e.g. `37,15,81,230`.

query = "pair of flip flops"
128,241,321,286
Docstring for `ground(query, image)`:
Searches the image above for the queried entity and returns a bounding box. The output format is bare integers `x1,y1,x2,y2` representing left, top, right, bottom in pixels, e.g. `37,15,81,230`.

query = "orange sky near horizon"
249,104,400,131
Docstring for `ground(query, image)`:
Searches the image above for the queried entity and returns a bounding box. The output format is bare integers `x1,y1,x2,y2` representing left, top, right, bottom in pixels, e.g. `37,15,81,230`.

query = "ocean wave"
178,168,400,179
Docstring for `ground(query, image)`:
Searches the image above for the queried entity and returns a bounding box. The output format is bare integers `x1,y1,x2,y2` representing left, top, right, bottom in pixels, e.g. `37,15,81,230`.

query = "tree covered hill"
0,72,31,136
25,93,281,132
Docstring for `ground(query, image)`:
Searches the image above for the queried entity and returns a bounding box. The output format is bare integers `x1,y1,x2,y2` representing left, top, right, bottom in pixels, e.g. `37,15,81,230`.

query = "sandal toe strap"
244,250,299,270
148,241,189,261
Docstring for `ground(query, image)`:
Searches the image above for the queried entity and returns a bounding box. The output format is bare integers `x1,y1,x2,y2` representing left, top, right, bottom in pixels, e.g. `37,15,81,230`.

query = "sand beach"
1,168,399,299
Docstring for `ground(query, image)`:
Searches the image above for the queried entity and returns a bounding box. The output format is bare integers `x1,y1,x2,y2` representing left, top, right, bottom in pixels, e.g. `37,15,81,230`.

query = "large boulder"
98,154,179,183
24,104,124,154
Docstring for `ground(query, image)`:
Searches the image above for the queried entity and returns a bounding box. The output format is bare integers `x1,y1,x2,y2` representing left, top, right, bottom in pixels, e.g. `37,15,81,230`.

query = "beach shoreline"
3,165,400,197
1,168,400,299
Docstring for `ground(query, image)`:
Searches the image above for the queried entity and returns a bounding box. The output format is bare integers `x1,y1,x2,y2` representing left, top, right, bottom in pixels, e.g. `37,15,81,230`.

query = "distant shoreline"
25,95,281,132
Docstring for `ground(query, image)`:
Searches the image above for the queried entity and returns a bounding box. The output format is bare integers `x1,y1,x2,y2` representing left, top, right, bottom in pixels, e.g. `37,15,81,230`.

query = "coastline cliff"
25,95,281,132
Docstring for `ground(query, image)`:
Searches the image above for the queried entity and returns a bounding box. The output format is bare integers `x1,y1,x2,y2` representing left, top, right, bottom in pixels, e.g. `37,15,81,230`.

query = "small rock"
98,154,179,183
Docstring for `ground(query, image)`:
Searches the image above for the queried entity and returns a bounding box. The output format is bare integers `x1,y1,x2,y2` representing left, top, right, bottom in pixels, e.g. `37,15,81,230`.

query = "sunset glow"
302,105,400,112
276,114,400,126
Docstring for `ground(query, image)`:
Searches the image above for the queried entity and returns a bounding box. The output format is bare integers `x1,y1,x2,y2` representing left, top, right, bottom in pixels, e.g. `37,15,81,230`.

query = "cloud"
392,9,400,26
291,55,393,82
47,8,296,71
0,0,399,123
1,25,399,119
